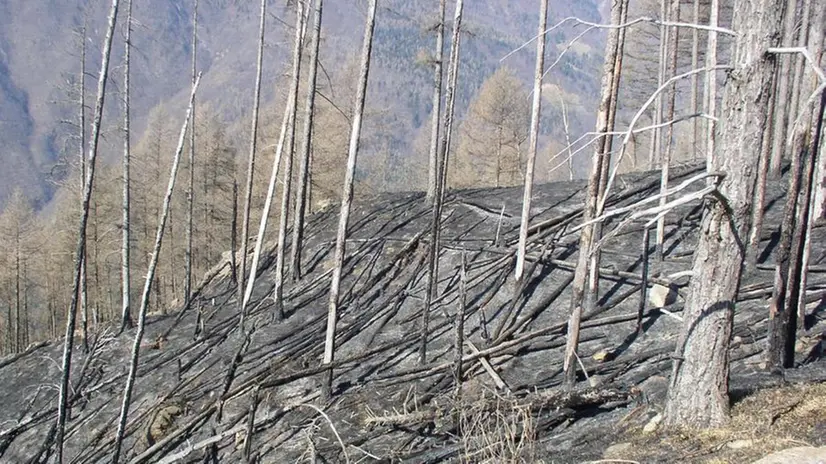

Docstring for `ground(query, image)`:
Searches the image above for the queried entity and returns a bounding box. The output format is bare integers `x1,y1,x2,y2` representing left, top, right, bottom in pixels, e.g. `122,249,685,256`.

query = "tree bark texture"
664,0,781,428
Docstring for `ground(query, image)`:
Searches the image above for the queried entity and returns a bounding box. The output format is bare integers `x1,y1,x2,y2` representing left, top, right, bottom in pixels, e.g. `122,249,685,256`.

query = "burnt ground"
1,162,825,463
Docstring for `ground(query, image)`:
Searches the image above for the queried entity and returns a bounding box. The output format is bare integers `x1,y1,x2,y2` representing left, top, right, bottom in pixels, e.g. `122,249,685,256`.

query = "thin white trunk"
563,0,623,387
514,0,549,282
121,0,132,332
704,0,719,172
426,0,447,203
238,0,267,317
290,0,324,281
560,96,574,179
185,0,198,308
273,1,306,319
323,0,377,399
112,75,201,464
240,97,292,317
56,1,120,461
420,0,463,365
690,0,700,160
656,0,681,260
79,22,89,354
648,0,668,170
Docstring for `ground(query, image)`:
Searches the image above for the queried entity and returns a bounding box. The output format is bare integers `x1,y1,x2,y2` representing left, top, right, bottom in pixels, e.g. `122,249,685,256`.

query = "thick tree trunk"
664,0,781,428
120,0,133,332
322,0,377,400
55,1,120,461
514,0,548,282
419,0,463,365
562,0,623,387
185,0,198,309
273,2,306,320
112,75,201,464
426,0,447,204
290,0,324,281
238,0,267,311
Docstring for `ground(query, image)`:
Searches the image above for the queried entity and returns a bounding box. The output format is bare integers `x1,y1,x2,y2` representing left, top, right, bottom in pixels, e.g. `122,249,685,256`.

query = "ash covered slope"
1,164,825,463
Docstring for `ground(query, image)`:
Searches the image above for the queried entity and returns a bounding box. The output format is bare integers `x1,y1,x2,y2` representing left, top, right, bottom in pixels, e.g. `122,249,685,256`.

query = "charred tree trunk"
290,0,324,281
426,0,446,204
515,0,549,282
420,0,463,365
322,0,377,400
112,75,201,464
664,0,781,428
55,1,120,461
238,0,267,310
766,5,825,367
746,70,777,273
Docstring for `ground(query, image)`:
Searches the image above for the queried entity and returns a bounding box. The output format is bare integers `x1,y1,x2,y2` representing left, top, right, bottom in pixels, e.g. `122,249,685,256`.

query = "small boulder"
751,446,826,464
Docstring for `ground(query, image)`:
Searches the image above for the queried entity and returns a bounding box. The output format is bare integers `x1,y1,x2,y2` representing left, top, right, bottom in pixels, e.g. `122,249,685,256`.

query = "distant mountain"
0,0,604,209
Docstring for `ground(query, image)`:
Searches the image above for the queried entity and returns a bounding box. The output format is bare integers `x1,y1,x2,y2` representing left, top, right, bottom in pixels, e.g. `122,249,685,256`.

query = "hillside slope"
1,165,824,462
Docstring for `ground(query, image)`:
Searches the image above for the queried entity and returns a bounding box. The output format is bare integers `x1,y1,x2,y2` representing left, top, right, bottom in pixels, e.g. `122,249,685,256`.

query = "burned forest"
1,0,826,462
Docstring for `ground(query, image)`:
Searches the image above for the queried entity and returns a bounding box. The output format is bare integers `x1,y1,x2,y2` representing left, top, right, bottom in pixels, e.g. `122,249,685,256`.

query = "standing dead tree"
420,0,464,365
273,2,307,320
426,0,447,204
120,0,133,332
185,0,199,309
765,7,826,370
767,0,799,177
238,0,268,316
54,1,120,461
77,22,90,353
664,0,781,428
112,74,201,464
514,0,549,282
562,0,626,387
703,0,719,171
290,0,324,281
656,0,681,261
323,0,377,400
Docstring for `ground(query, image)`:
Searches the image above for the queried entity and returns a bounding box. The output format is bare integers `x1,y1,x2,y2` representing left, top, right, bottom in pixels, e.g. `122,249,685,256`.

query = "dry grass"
604,382,826,463
458,389,538,464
